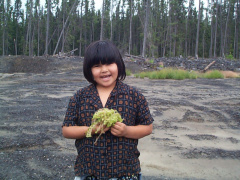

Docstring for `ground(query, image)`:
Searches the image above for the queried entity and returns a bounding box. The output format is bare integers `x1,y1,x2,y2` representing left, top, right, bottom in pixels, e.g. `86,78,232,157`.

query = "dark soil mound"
0,56,52,73
0,56,83,73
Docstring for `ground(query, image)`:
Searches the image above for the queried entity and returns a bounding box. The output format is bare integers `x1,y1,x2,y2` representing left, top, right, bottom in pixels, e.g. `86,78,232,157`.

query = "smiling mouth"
101,75,111,78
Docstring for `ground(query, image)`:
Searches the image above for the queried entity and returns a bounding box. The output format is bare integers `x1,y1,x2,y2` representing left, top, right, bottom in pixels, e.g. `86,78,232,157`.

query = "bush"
225,53,235,60
135,68,198,80
148,59,154,64
126,69,132,76
135,72,148,78
134,69,228,80
203,70,224,79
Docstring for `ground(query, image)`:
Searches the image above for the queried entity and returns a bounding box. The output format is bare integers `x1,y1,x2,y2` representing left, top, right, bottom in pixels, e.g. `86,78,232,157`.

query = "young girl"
62,40,154,180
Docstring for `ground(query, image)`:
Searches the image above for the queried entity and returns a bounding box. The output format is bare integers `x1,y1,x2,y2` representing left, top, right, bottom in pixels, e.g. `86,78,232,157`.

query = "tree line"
0,0,239,59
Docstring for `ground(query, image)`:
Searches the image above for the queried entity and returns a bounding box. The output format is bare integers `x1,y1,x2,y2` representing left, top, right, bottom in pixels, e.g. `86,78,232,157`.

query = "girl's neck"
96,80,117,92
96,81,117,107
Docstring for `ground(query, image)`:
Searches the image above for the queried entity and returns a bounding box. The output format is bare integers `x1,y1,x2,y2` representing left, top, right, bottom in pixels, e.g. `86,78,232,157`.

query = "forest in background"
0,0,239,59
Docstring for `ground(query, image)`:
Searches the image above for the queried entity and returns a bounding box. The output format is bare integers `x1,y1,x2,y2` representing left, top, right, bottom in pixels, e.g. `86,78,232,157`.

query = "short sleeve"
62,93,79,127
135,92,154,125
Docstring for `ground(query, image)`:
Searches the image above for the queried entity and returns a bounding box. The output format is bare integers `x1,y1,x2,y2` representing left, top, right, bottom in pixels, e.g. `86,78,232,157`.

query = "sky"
18,0,207,12
19,0,103,10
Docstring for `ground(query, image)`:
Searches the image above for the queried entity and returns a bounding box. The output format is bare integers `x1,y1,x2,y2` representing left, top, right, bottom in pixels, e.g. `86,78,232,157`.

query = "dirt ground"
0,56,240,180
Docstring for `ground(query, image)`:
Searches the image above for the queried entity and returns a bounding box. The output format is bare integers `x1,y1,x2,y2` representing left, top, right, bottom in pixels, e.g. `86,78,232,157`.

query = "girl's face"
91,63,118,89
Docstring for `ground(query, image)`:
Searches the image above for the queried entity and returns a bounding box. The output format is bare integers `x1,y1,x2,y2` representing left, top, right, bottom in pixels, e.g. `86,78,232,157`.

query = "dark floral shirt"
63,81,154,180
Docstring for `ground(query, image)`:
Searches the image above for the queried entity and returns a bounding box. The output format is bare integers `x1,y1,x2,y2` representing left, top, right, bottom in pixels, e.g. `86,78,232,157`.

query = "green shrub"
159,64,164,68
203,70,224,79
135,69,226,80
156,71,167,79
149,71,159,79
126,69,132,76
225,53,235,60
135,68,197,80
188,71,198,79
160,68,197,80
173,69,188,80
148,59,154,64
135,72,148,78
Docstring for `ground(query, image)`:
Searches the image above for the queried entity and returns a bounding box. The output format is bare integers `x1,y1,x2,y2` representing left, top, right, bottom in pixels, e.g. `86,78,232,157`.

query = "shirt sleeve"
135,91,154,125
62,93,79,127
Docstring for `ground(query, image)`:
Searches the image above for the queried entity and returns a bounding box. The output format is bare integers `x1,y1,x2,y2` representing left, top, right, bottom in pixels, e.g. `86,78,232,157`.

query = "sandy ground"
0,57,240,180
127,77,240,180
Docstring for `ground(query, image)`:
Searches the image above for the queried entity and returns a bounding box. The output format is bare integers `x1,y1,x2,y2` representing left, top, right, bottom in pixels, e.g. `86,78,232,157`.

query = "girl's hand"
92,124,110,135
111,123,153,139
111,122,128,137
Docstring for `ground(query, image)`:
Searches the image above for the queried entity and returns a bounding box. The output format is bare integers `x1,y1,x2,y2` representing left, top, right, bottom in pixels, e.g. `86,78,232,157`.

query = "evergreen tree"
1,0,238,59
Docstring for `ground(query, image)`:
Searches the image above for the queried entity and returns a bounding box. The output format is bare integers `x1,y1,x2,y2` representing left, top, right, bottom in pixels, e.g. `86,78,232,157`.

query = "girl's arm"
62,125,110,139
111,122,153,139
62,126,89,139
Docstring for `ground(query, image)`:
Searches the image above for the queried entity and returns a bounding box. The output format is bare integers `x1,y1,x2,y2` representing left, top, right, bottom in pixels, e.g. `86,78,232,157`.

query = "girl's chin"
97,80,116,88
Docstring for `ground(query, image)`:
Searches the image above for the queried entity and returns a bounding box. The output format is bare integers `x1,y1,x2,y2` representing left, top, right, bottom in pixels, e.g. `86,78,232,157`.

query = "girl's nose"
101,65,108,72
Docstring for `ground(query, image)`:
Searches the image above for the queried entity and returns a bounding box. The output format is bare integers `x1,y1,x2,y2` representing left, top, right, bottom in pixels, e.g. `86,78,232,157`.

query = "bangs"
88,42,118,68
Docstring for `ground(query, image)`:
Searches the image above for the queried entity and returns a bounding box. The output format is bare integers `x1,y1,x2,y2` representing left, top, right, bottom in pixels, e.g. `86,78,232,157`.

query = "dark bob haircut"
83,40,126,84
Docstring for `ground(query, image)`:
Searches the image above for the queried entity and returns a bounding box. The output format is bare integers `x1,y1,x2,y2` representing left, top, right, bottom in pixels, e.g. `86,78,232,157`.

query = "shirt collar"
83,80,127,98
110,80,128,96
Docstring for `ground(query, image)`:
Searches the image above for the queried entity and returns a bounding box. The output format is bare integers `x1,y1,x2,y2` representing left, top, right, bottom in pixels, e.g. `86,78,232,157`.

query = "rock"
153,57,240,71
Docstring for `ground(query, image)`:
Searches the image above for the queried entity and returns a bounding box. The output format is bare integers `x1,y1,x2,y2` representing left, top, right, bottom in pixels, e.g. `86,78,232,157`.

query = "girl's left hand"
111,122,128,137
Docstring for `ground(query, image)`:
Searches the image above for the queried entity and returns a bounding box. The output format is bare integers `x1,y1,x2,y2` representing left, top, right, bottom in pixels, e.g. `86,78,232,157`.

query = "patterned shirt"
63,80,154,180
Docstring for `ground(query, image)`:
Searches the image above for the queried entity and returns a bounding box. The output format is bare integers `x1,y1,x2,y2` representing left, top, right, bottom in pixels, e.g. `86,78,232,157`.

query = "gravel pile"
155,57,240,71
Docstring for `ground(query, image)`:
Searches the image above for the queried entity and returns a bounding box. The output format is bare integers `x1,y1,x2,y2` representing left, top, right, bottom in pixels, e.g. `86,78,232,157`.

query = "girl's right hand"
91,123,110,135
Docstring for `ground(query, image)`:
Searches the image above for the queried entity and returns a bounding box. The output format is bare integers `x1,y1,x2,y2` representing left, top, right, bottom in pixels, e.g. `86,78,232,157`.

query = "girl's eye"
93,64,100,68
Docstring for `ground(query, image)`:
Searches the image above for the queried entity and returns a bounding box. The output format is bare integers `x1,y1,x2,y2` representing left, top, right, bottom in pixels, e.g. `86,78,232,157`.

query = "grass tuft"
126,69,132,76
134,68,228,80
203,70,224,79
135,68,198,80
